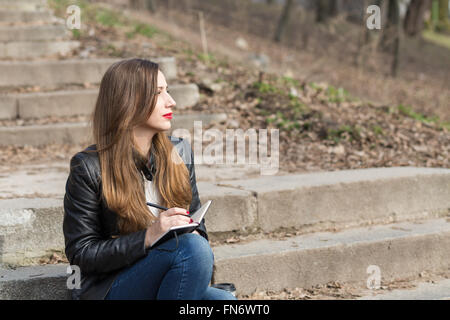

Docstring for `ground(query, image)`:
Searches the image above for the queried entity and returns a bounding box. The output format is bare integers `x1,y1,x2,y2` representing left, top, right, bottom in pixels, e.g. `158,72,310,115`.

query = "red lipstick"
163,113,172,119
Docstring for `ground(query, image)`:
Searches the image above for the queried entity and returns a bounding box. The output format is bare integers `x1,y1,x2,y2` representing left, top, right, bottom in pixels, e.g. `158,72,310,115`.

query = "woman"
63,58,236,300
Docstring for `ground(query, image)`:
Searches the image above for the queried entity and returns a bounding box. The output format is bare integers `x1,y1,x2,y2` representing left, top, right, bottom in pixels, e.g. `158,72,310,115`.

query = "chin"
159,122,172,132
145,119,171,133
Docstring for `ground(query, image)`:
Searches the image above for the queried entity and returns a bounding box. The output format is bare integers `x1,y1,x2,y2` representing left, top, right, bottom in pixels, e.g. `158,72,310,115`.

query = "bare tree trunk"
145,0,156,13
391,27,400,77
329,0,339,18
316,0,339,23
316,0,329,23
273,0,294,43
438,0,450,31
380,0,400,52
379,0,401,76
404,0,432,36
354,0,370,67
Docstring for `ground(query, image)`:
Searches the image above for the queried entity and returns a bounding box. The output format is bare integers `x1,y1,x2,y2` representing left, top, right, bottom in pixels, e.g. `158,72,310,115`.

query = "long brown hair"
91,58,192,234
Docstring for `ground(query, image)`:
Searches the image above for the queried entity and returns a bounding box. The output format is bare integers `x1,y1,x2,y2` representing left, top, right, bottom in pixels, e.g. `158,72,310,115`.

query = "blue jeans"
105,233,237,300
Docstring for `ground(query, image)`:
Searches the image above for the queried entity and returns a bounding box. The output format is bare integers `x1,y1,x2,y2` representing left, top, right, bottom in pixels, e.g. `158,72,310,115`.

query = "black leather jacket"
63,136,208,300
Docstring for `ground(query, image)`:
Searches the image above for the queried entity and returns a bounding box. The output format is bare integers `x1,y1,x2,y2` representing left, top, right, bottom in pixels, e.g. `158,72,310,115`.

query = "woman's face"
143,69,176,132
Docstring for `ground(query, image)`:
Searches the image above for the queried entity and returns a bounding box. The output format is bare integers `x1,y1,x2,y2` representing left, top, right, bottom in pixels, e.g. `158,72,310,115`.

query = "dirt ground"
237,269,450,300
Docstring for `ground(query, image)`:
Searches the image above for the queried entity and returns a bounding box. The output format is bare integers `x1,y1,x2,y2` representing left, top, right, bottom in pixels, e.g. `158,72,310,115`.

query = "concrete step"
0,161,260,266
0,25,68,42
0,40,80,59
1,84,200,120
216,167,450,232
0,10,53,24
0,0,48,12
0,166,448,266
0,265,71,300
359,278,450,300
213,218,450,295
0,57,177,88
1,218,449,299
0,113,227,146
0,160,263,200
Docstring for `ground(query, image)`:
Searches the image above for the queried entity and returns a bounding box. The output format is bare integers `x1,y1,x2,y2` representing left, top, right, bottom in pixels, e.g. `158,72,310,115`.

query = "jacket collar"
144,151,156,181
131,146,155,181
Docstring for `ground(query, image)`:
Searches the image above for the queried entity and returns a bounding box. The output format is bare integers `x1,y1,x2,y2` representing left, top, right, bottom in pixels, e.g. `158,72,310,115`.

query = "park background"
0,0,449,300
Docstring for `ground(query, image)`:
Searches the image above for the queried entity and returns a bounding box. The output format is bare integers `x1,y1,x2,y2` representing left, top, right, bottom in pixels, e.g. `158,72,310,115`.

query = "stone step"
0,57,177,88
0,113,227,146
1,218,449,299
0,40,79,59
359,278,450,300
0,162,260,266
0,166,448,266
217,167,450,232
0,0,48,12
0,265,71,300
1,84,200,120
0,25,68,42
213,218,450,295
0,10,53,24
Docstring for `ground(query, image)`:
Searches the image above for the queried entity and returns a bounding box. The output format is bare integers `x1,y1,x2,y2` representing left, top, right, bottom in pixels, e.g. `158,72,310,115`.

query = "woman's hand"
145,207,191,248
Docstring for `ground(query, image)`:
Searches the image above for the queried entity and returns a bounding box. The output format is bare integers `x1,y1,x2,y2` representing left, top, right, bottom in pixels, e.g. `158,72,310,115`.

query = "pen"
146,202,191,217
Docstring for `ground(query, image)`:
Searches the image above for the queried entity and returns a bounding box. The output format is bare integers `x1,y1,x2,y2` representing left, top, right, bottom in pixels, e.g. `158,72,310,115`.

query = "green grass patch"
265,111,304,132
397,104,450,131
197,53,216,63
126,23,158,39
71,29,82,39
308,82,321,91
327,125,361,143
423,30,450,50
326,85,350,103
280,76,300,87
253,81,279,94
288,94,309,117
95,9,123,27
397,104,439,123
371,125,384,136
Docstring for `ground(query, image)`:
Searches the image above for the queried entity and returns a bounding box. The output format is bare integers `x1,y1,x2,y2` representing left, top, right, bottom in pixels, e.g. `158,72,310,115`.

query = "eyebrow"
158,86,168,89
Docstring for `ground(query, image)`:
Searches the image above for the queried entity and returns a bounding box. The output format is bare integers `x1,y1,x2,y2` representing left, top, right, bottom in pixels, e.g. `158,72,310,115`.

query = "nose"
165,92,176,108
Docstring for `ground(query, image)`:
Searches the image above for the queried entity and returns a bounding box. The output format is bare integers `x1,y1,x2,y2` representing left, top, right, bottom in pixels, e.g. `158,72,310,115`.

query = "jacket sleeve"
183,139,209,241
63,153,148,275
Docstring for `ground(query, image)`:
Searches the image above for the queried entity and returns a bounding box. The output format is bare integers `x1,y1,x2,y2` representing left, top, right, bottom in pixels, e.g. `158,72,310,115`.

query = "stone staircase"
0,0,78,59
0,54,225,145
1,165,449,299
0,0,226,146
1,0,449,300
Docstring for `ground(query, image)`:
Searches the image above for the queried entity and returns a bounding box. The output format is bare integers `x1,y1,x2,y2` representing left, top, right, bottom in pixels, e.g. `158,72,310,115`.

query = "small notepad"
149,200,212,248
